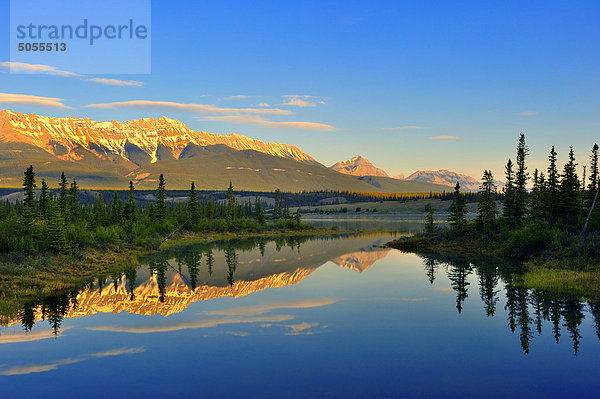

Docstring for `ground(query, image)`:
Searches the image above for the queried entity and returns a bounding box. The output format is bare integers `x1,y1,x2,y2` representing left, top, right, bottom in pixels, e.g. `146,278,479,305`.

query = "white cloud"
85,100,292,115
517,111,538,116
0,92,70,108
85,78,144,87
381,126,425,130
282,98,316,107
223,94,251,100
0,62,144,87
202,115,336,131
430,135,459,140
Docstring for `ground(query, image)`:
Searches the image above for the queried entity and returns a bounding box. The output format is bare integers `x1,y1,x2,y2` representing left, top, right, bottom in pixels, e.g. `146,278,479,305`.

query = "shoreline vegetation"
0,166,355,319
388,136,600,296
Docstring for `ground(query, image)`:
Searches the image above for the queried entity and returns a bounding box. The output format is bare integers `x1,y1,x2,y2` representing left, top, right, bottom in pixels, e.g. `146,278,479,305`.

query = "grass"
386,228,600,296
516,266,600,297
0,225,345,322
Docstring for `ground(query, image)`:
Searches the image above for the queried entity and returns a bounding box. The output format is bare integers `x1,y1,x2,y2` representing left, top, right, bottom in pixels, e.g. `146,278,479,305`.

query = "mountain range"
0,110,451,192
328,155,484,191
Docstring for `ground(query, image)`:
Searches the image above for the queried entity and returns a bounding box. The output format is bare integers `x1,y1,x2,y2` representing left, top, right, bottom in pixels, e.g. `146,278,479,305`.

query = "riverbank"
0,227,343,321
386,231,600,296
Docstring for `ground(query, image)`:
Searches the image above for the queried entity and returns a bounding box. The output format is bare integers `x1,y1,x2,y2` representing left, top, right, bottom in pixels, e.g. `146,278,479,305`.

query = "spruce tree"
476,170,497,229
559,146,581,223
58,172,68,216
502,159,515,224
110,192,123,224
255,196,266,226
448,182,468,230
154,174,167,222
39,179,50,219
295,208,302,227
22,165,37,226
68,179,79,220
206,194,214,219
530,169,547,222
225,181,236,228
94,193,108,227
514,134,529,225
187,181,200,226
273,189,282,219
47,200,69,254
547,146,560,222
588,143,599,193
425,204,435,234
125,181,136,223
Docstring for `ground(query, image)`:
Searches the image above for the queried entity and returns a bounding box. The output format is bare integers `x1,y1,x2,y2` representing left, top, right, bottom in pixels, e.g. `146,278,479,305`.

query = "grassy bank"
0,226,343,321
386,229,600,296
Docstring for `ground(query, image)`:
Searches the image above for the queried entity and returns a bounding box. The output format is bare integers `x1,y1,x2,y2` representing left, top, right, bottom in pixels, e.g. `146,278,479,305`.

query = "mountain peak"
329,155,389,177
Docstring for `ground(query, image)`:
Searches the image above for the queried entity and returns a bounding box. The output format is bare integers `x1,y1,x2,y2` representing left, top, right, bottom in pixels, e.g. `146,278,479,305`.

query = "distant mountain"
329,155,389,177
392,173,405,180
0,110,451,193
404,169,482,191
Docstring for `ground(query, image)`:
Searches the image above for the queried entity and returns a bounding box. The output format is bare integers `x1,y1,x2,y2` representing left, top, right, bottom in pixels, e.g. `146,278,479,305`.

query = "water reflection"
415,250,599,355
2,233,599,356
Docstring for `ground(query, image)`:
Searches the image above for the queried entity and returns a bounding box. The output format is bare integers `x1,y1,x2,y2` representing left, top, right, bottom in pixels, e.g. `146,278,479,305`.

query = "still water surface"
1,223,599,398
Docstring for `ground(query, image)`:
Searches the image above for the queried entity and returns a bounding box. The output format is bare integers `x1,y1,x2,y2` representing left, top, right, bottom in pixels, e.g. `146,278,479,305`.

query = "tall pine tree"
476,170,497,229
514,134,529,225
154,174,167,222
559,146,581,223
448,182,468,230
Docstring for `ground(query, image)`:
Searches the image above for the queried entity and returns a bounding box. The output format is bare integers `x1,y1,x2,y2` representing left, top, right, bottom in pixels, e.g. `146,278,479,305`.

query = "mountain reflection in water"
2,233,599,356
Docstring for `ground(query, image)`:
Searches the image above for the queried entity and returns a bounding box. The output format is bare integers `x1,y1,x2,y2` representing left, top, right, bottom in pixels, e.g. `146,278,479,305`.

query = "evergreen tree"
502,159,516,224
295,208,302,227
448,182,468,230
547,146,560,221
22,165,37,226
39,179,50,219
476,170,497,229
154,174,167,222
68,179,79,220
273,189,282,219
110,192,123,224
125,181,136,224
94,193,108,227
255,196,266,226
530,169,547,222
425,204,435,234
206,194,214,219
225,181,237,228
588,143,599,193
187,181,200,226
559,146,581,223
47,200,69,254
514,134,529,225
58,172,68,215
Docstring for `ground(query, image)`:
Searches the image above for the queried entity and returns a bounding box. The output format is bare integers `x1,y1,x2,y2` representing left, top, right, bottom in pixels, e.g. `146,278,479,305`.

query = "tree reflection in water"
3,236,600,356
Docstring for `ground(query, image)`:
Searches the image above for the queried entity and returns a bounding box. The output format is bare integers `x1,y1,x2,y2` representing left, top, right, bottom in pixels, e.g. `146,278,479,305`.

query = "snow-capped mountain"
404,169,482,191
0,110,319,167
329,155,389,177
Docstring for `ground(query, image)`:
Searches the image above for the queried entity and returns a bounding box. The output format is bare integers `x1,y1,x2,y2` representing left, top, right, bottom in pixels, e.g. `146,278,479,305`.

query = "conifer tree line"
0,169,306,255
444,134,599,240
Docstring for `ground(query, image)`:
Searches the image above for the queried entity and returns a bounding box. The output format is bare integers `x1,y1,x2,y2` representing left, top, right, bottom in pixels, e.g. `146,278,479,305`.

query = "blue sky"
1,0,599,179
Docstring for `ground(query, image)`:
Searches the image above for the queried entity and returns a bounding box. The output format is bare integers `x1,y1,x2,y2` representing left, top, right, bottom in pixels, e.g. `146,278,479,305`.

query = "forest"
393,136,600,277
0,170,307,255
